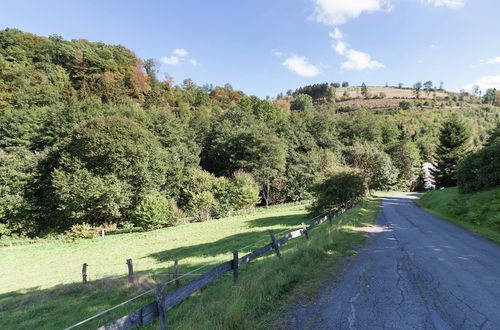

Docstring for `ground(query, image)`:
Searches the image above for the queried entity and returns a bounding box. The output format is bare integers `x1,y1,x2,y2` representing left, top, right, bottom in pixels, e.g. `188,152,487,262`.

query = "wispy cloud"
481,56,500,65
421,0,465,9
272,49,283,57
189,59,200,66
162,49,199,66
282,55,320,77
310,0,392,26
463,75,500,91
330,28,385,71
160,56,179,65
172,48,189,57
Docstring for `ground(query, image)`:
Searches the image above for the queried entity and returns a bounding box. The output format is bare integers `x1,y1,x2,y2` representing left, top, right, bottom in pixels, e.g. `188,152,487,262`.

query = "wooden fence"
96,205,351,330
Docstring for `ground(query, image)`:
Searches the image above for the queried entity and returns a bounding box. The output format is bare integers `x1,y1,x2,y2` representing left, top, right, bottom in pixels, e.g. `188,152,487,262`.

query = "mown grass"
415,187,500,244
0,197,381,329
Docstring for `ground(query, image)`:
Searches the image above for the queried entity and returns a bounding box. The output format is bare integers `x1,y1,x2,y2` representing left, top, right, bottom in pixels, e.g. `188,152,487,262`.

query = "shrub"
399,101,411,110
65,223,99,240
229,171,260,210
130,192,178,230
457,140,500,193
310,167,367,213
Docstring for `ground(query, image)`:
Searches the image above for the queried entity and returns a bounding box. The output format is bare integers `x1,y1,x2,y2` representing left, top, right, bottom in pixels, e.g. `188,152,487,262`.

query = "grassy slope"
415,187,500,244
0,197,381,329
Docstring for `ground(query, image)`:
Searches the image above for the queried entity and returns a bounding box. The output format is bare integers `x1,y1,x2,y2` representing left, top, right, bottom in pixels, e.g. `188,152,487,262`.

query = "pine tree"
431,117,471,188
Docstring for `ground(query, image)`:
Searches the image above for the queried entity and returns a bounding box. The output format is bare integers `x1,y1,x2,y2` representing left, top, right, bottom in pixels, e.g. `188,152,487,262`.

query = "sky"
1,0,500,97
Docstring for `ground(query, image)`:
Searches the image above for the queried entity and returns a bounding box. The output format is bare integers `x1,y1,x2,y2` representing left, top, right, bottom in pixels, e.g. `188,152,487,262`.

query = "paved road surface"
284,193,500,330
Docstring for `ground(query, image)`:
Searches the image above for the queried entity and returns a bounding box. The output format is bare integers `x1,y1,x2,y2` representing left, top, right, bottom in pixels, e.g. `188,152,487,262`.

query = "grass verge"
415,187,500,244
0,196,381,329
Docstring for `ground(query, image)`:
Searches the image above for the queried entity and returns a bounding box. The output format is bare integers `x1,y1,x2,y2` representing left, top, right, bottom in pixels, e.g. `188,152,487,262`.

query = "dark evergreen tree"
431,117,471,188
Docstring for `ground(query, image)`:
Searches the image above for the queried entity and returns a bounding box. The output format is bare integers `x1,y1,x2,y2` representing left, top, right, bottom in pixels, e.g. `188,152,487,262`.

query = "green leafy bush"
310,167,367,213
65,223,99,240
130,192,179,230
399,100,411,110
457,140,500,193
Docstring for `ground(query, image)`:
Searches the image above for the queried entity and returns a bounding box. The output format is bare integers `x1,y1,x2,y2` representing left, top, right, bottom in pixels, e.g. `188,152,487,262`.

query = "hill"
0,28,498,241
336,86,450,99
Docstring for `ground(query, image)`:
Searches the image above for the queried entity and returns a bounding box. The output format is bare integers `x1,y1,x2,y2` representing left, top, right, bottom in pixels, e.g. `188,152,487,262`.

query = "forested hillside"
1,29,498,239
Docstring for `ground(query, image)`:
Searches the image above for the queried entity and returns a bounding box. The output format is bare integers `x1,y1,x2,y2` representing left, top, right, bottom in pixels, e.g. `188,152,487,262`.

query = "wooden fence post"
82,263,88,284
301,222,309,240
232,250,239,282
328,211,333,224
157,283,168,330
126,259,134,283
268,230,281,258
173,259,180,288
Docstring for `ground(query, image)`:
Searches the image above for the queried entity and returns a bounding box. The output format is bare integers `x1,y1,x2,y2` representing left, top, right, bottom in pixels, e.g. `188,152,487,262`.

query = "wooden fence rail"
96,204,352,330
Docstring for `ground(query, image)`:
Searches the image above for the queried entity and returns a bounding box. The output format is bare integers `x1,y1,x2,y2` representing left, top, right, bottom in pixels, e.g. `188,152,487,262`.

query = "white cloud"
282,55,320,77
329,28,343,40
329,28,385,70
272,49,283,56
311,0,391,25
430,44,437,49
421,0,465,9
341,49,385,70
463,75,500,91
482,56,500,65
160,56,179,65
335,40,347,55
189,59,200,66
172,48,189,57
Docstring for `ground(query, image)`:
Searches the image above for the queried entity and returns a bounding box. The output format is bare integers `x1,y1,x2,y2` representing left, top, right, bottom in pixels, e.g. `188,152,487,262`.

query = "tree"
472,85,480,97
431,116,471,188
457,140,500,193
49,115,174,228
424,81,433,96
398,83,403,89
413,81,423,99
439,81,444,90
291,94,313,111
342,81,349,88
332,82,341,88
483,88,497,104
361,83,368,98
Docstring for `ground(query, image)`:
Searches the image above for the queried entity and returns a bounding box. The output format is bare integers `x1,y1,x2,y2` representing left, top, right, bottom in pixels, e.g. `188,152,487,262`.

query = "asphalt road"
284,193,500,330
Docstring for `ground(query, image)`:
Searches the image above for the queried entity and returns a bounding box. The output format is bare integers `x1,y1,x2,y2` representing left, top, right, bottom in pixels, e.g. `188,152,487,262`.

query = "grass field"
336,86,449,99
415,187,500,244
0,197,381,329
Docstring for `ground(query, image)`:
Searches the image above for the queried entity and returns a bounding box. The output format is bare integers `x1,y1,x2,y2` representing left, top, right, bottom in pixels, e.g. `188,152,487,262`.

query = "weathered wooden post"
232,250,239,283
82,263,88,284
268,230,281,258
126,259,134,283
101,229,105,237
156,283,168,330
173,259,180,288
301,222,309,240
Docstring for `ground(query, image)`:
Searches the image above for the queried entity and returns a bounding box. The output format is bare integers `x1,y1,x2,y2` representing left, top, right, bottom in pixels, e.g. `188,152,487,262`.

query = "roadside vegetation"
0,196,381,329
416,187,500,244
417,123,500,244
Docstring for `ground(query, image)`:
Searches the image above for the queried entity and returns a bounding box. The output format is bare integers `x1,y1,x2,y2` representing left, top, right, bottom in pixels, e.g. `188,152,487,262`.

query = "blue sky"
1,0,499,97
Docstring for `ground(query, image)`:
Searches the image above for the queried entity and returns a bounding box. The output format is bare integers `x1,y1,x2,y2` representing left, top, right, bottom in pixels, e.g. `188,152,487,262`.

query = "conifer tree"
431,116,471,188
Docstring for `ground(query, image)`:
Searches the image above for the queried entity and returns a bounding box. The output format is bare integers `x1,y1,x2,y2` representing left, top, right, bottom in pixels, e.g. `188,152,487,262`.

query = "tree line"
0,29,497,239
